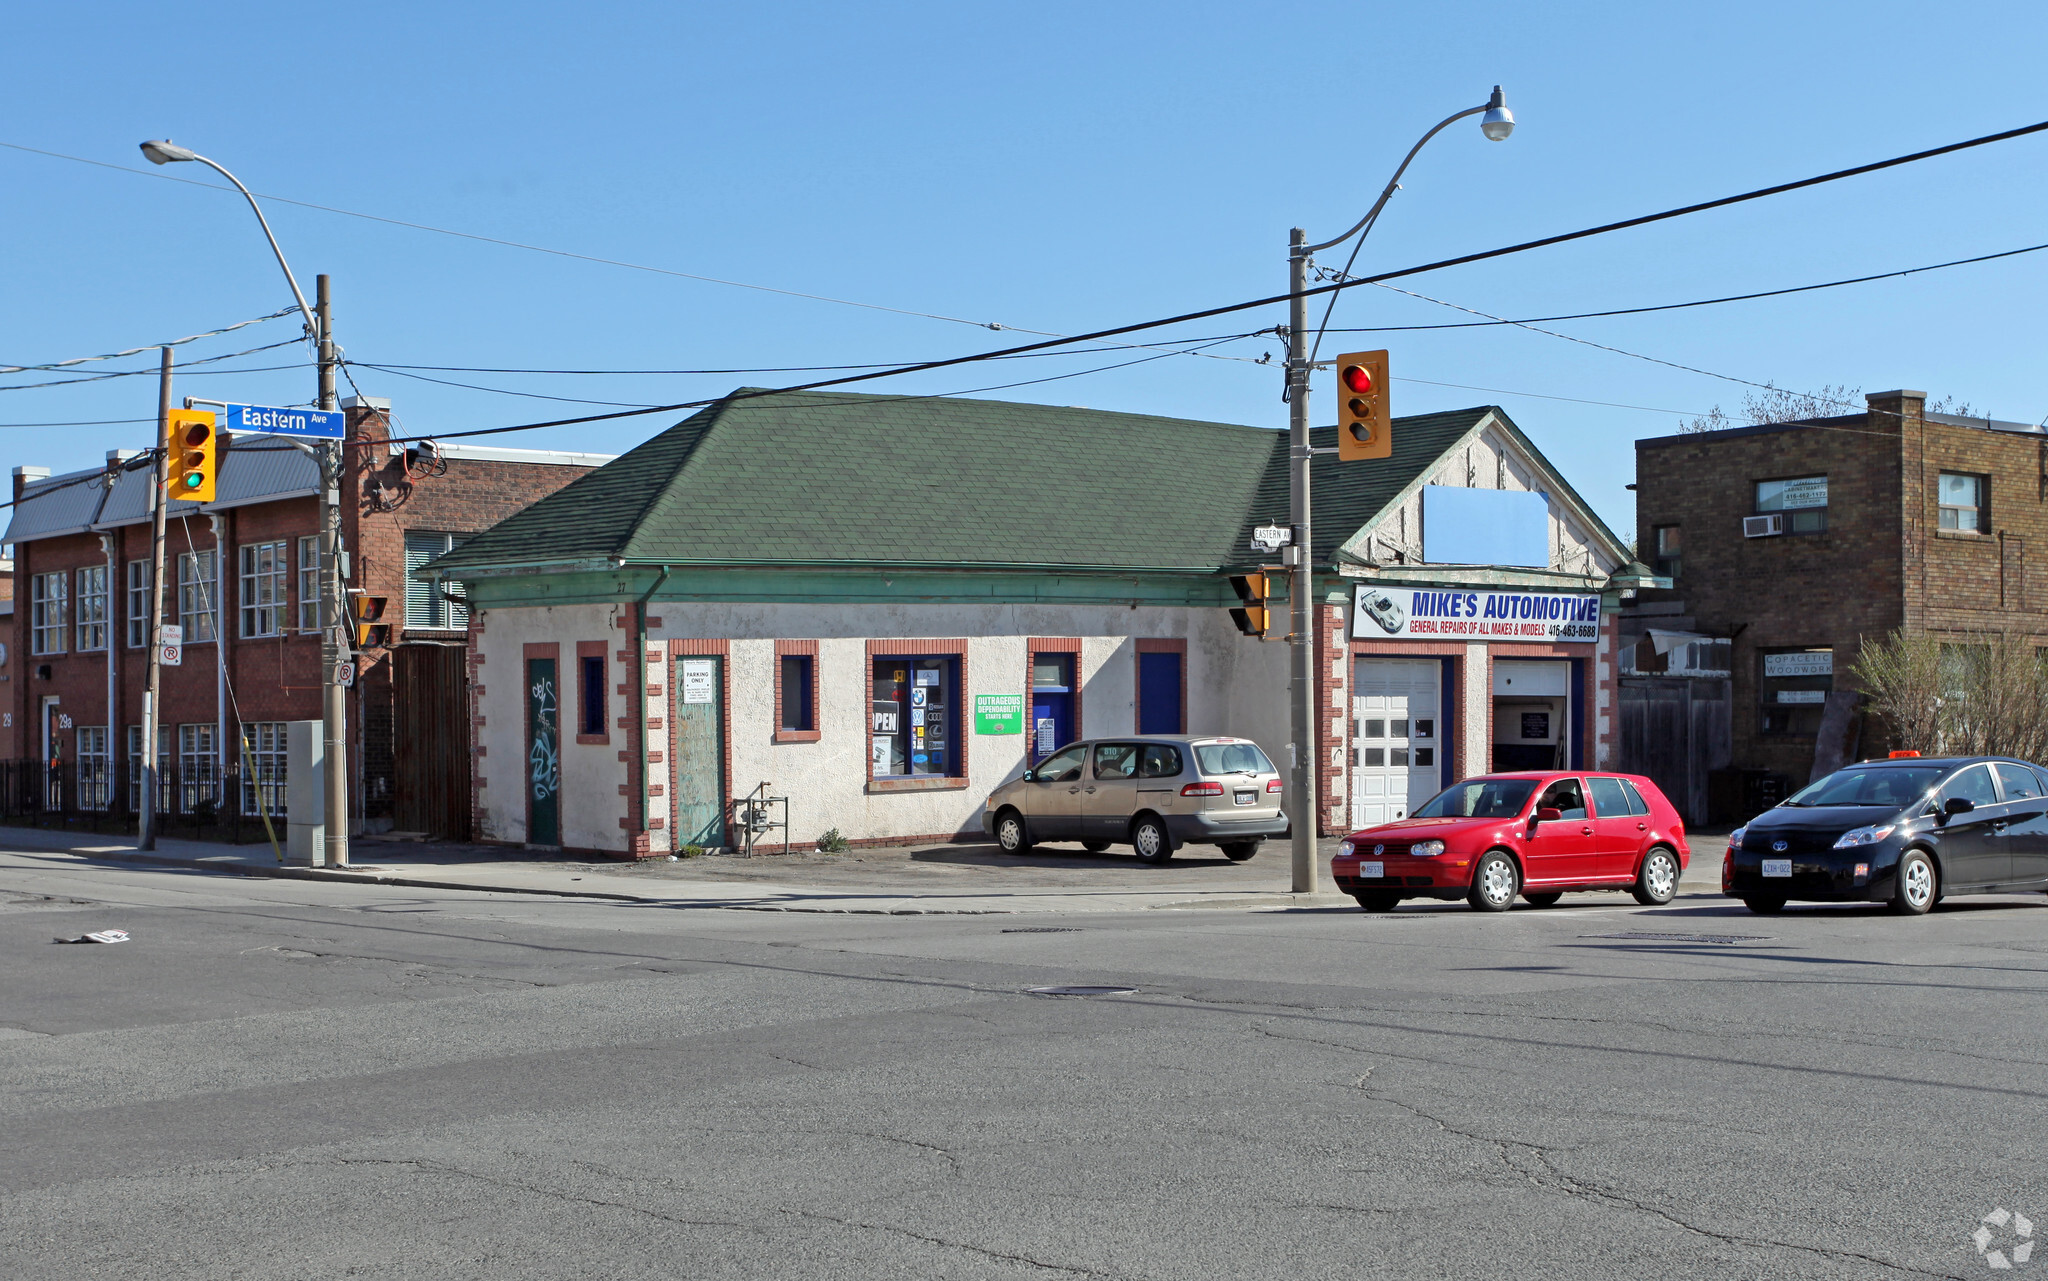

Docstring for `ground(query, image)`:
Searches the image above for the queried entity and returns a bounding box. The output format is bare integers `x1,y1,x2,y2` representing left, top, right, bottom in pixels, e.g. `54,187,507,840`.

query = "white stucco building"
432,390,1654,857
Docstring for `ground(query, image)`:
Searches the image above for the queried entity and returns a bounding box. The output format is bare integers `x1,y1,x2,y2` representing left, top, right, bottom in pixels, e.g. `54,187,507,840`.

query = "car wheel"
995,809,1032,855
1632,846,1680,906
1221,841,1260,862
1521,892,1563,908
1081,841,1110,853
1468,852,1519,912
1743,896,1785,914
1355,892,1401,913
1890,849,1937,915
1131,816,1172,865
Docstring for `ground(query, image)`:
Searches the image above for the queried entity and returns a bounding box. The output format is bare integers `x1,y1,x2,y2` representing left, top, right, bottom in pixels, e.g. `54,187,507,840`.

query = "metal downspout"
636,565,671,855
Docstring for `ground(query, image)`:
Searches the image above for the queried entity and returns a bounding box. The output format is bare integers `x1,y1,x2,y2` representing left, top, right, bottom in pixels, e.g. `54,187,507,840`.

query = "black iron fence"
0,759,283,843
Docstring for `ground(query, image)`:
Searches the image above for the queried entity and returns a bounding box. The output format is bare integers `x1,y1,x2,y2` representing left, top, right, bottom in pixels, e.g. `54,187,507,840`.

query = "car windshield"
1783,765,1945,808
1413,778,1539,819
1194,742,1274,775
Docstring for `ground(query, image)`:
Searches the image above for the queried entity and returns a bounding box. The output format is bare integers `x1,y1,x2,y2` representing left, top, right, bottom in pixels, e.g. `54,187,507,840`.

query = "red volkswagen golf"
1331,772,1691,912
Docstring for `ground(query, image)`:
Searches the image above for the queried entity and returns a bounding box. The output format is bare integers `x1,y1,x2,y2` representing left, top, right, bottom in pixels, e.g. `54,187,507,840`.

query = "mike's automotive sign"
1351,584,1601,643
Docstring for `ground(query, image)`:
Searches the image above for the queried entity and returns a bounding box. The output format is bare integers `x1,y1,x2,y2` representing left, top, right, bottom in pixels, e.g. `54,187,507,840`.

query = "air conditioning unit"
1743,513,1784,538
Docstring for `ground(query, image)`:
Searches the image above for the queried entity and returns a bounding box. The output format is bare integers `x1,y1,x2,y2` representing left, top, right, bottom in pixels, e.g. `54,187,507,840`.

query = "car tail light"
1266,779,1283,793
1181,781,1224,796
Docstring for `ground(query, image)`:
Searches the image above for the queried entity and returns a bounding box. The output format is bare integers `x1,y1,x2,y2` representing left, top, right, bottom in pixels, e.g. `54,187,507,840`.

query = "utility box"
285,720,325,866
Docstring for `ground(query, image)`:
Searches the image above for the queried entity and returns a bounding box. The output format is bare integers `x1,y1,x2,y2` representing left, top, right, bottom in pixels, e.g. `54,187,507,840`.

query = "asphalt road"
3,845,2044,1280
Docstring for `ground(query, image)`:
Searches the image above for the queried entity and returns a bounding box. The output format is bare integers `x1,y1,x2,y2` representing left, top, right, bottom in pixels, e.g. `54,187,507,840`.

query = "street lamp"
136,139,350,868
1279,88,1515,897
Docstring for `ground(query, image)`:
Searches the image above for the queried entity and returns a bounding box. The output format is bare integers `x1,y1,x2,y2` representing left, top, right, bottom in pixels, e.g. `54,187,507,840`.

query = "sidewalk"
0,822,1728,916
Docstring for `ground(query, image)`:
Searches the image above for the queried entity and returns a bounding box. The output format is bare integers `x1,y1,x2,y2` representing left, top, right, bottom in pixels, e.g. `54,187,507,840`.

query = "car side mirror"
1021,770,1038,783
1535,807,1563,823
1942,796,1974,820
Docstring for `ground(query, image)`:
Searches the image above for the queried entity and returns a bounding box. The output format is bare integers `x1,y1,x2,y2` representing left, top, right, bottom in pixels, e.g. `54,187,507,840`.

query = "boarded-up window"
404,531,468,630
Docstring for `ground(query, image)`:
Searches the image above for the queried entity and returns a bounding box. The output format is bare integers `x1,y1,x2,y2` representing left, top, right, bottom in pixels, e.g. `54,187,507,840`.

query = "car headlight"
1339,841,1355,857
1727,826,1745,852
1411,840,1446,857
1833,824,1896,850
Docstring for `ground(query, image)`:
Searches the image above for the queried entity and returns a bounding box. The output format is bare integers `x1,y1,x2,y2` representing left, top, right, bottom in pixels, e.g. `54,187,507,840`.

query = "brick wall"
1635,390,2048,773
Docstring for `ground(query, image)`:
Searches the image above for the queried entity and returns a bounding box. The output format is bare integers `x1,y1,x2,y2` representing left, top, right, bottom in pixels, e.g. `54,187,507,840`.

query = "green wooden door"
526,656,560,845
673,655,725,849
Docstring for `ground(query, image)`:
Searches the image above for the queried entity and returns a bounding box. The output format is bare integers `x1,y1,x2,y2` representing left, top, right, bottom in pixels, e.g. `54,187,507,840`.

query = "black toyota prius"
1723,756,2048,914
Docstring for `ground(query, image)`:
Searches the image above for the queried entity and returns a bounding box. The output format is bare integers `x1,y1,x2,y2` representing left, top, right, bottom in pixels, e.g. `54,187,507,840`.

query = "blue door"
1137,651,1184,735
1029,653,1074,762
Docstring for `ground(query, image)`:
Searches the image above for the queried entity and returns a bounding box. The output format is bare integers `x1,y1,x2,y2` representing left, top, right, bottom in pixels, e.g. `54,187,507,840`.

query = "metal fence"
0,759,276,843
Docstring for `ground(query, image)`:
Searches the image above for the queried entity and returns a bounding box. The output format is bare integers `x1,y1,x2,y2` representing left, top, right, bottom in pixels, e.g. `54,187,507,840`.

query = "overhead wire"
1315,239,2048,333
0,339,307,391
0,306,299,373
352,115,2048,447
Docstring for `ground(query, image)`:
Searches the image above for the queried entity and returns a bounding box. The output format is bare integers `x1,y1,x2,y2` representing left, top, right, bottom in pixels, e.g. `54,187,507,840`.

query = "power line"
0,305,299,373
1319,239,2048,333
368,115,2048,446
0,339,306,391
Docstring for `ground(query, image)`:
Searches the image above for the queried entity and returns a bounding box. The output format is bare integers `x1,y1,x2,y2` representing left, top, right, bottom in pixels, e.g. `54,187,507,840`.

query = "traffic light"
1229,571,1276,639
165,409,218,501
1335,350,1390,461
352,595,390,650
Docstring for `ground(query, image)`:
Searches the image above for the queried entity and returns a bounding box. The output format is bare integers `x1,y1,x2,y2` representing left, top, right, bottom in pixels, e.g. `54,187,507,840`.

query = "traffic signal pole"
1284,229,1319,896
316,274,349,868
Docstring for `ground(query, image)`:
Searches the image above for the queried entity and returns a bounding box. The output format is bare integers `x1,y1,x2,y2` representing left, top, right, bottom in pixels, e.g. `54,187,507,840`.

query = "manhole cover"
1002,927,1082,934
1026,985,1136,997
1584,932,1772,945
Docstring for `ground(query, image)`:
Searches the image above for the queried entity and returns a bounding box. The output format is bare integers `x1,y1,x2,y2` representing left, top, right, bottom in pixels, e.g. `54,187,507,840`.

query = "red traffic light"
182,421,211,447
1341,364,1374,395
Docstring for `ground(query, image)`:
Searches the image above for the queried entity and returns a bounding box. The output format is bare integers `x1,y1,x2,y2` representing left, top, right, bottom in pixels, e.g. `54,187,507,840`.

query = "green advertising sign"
974,693,1024,735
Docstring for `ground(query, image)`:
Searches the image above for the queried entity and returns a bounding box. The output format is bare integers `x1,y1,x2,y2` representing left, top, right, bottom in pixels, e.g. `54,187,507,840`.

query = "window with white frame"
127,724,170,813
178,723,218,813
178,550,218,642
297,535,321,632
75,564,109,651
1939,473,1987,532
30,571,67,654
126,560,153,648
404,531,469,630
241,722,287,816
238,541,287,637
76,725,109,811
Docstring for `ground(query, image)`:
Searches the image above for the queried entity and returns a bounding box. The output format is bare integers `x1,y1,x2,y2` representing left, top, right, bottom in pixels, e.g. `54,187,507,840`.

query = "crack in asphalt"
307,1156,772,1235
775,1206,1123,1277
1342,1085,1964,1279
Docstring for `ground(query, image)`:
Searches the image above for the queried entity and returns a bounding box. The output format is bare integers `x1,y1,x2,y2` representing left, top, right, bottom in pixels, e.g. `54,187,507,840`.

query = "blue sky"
5,1,2046,538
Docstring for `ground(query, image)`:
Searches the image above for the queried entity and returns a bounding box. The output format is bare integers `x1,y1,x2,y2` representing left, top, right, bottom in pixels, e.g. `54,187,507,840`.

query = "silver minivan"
981,736,1288,864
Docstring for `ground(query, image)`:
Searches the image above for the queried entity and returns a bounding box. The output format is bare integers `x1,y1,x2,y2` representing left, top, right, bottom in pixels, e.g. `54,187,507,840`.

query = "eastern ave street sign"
221,403,345,440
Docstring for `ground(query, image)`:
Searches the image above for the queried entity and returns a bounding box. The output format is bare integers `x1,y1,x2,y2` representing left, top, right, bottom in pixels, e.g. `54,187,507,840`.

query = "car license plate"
1234,791,1256,806
1360,861,1384,878
1762,858,1792,878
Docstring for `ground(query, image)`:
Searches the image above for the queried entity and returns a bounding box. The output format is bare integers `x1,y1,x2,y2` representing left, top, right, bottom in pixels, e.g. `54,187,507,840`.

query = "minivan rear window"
1140,744,1183,778
1194,742,1274,775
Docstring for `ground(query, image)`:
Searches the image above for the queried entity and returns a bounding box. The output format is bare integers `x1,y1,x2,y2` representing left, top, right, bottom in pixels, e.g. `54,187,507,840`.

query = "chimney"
1865,389,1926,434
12,465,49,504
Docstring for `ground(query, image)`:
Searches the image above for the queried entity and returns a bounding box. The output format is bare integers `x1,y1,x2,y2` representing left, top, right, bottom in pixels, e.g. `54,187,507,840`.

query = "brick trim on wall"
865,638,970,793
667,638,732,852
773,638,821,744
521,641,560,846
1026,637,1082,753
1133,637,1188,735
575,639,609,745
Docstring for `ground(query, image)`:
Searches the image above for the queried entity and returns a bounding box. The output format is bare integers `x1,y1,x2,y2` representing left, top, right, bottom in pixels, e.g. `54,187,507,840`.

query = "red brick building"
3,397,609,836
1631,389,2041,806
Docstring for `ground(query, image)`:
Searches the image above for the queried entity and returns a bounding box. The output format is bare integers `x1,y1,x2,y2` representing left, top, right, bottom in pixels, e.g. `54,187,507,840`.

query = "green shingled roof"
430,389,1498,577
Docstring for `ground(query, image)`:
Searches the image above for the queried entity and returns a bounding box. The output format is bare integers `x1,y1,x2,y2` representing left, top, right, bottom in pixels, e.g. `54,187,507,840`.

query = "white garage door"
1351,657,1442,829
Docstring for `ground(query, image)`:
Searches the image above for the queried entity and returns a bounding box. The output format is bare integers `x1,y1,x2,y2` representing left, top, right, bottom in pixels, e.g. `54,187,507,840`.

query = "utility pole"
316,274,349,868
139,348,172,850
1284,230,1320,896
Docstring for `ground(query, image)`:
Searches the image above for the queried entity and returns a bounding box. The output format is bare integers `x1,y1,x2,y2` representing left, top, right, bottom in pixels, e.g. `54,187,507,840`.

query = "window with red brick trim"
775,639,821,743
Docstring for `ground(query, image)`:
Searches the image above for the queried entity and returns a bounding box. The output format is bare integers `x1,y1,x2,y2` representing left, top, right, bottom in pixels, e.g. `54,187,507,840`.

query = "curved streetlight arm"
160,149,317,339
1300,102,1490,257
